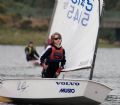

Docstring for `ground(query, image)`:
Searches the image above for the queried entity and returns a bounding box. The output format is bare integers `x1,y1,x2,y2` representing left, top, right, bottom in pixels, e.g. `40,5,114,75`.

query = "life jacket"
28,46,32,54
49,46,64,62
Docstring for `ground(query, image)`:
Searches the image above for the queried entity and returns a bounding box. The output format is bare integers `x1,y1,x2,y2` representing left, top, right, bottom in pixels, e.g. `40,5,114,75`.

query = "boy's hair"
51,32,62,44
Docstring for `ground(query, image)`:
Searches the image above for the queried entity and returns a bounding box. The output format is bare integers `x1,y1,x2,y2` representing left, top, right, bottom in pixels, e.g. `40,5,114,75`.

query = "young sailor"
25,41,39,62
40,32,66,78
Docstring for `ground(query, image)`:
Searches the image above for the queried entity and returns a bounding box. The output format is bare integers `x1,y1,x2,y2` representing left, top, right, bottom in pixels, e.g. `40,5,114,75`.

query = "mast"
89,0,103,80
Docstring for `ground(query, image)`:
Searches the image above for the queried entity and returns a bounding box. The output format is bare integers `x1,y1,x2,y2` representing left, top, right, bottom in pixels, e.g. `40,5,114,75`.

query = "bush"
20,19,32,29
100,28,116,43
11,13,22,22
0,14,12,24
34,25,48,32
0,3,6,13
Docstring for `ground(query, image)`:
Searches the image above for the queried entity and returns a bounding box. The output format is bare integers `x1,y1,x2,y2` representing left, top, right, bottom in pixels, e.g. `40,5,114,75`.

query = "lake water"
0,45,120,105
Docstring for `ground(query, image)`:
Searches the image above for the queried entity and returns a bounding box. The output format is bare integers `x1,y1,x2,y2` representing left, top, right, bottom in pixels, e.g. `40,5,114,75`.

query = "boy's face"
53,35,62,45
29,43,33,47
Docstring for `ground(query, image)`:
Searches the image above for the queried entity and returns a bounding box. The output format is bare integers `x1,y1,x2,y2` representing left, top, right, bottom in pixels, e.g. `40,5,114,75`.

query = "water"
0,45,120,105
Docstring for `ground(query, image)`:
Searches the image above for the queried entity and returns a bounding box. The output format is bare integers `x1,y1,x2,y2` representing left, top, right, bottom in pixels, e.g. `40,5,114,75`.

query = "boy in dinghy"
25,41,40,65
40,32,66,78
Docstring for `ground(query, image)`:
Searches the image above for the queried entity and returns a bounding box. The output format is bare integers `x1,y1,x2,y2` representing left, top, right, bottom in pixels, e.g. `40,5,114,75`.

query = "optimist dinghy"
0,0,112,105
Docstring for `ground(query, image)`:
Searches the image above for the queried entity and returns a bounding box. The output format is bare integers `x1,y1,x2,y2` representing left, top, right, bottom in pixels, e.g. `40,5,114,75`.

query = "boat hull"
1,96,101,105
0,79,112,105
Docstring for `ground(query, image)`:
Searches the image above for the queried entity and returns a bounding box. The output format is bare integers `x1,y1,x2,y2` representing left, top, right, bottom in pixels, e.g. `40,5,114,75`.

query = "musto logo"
59,88,75,93
56,81,80,93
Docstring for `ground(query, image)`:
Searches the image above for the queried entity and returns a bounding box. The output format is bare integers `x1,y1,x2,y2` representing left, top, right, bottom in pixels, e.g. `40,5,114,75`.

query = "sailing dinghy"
0,0,112,105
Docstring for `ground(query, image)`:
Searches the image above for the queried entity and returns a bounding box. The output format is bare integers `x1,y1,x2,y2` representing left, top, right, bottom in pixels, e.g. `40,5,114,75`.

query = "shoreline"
0,40,120,48
0,27,120,48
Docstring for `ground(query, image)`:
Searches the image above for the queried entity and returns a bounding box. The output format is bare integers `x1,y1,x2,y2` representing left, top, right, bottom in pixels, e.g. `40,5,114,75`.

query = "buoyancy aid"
28,46,32,54
49,46,64,62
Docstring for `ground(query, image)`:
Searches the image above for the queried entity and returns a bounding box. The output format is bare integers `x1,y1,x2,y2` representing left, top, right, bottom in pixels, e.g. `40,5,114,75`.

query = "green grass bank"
0,26,120,48
0,26,48,46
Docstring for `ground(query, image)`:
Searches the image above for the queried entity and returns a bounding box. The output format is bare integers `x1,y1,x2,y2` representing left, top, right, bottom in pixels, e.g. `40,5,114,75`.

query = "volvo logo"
56,81,80,86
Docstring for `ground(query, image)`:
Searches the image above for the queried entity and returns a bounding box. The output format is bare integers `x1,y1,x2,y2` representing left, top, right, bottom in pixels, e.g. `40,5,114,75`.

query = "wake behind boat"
27,60,40,67
0,0,112,105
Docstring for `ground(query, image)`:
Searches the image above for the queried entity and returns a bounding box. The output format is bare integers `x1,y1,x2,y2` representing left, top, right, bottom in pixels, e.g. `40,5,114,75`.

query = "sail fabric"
49,0,103,71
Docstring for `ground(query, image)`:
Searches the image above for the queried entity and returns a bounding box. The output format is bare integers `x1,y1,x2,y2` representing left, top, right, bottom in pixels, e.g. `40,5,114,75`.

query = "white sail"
49,0,103,71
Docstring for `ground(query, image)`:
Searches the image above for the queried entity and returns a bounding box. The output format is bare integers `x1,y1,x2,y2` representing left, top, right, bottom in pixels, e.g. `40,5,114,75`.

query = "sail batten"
49,0,103,71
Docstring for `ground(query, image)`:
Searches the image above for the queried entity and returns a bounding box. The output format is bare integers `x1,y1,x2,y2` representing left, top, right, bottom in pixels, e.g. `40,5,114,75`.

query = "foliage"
0,0,120,45
20,19,32,29
0,26,47,45
0,3,6,13
104,0,118,10
0,14,12,24
99,28,116,43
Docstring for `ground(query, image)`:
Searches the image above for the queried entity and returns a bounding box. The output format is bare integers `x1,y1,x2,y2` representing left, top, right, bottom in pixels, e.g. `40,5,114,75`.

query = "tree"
114,1,120,10
0,3,6,14
33,0,55,8
104,0,118,10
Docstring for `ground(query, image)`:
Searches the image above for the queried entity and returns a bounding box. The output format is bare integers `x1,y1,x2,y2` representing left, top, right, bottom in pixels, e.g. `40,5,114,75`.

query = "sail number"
67,0,93,26
71,0,93,11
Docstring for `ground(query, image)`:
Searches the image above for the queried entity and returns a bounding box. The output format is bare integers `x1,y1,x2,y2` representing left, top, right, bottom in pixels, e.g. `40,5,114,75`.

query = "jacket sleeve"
61,49,66,67
34,49,39,57
40,47,52,63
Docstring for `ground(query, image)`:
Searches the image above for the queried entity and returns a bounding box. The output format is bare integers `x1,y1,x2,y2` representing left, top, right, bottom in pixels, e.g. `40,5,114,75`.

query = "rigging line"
89,0,103,80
